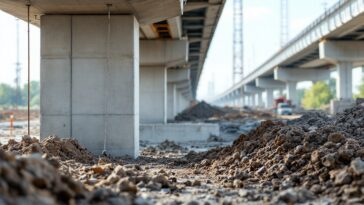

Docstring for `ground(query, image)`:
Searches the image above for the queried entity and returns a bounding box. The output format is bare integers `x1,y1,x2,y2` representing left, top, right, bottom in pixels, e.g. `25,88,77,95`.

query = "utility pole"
15,19,22,108
280,0,289,47
233,0,244,84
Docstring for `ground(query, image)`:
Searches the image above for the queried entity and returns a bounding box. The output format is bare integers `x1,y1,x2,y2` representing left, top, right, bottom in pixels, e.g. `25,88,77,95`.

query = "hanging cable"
102,4,112,156
26,1,31,137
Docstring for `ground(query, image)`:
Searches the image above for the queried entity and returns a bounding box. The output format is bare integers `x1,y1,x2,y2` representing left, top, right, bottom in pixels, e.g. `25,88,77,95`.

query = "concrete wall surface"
140,123,220,142
41,15,139,157
140,66,167,123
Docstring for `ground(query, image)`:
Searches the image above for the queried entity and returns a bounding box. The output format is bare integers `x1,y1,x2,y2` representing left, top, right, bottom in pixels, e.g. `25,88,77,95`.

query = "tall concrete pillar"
167,83,177,121
40,15,139,157
286,81,298,106
252,95,256,107
257,92,264,108
239,89,245,107
336,62,353,99
140,66,167,123
140,40,188,123
266,89,274,108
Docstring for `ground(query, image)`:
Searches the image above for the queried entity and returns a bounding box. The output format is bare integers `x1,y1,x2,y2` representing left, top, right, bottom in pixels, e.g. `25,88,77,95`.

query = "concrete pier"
140,66,167,123
41,15,140,157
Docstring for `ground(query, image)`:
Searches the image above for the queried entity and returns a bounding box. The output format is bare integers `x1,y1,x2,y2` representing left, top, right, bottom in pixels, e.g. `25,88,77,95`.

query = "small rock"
350,158,364,175
334,170,352,185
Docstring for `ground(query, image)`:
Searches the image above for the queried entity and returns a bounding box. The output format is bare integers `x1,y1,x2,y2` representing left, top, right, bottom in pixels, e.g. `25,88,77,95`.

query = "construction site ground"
1,103,363,205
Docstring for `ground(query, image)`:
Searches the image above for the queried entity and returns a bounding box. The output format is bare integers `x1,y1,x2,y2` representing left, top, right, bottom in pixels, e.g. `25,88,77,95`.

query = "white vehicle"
277,103,293,115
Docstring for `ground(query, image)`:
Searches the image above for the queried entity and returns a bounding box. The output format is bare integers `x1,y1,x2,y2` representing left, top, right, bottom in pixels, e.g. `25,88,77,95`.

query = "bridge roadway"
212,0,364,113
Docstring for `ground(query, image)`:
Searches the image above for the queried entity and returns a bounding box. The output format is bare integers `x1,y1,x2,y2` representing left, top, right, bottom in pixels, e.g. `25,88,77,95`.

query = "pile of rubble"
1,136,94,163
175,101,226,121
0,136,191,205
141,140,189,159
192,103,364,204
0,148,134,205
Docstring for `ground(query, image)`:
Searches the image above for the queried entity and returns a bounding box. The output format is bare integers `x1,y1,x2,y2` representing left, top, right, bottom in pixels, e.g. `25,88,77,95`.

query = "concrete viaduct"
212,0,364,113
0,0,225,157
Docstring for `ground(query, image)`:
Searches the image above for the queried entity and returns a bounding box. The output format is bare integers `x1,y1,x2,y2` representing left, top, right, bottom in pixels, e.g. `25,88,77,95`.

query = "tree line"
0,81,40,108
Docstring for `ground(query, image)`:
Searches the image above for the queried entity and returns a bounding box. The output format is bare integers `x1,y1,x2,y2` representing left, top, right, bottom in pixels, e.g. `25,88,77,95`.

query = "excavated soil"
175,101,226,121
1,104,364,204
191,103,364,204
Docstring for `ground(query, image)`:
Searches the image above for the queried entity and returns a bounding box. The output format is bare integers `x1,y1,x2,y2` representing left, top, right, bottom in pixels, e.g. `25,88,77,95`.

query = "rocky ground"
1,103,363,204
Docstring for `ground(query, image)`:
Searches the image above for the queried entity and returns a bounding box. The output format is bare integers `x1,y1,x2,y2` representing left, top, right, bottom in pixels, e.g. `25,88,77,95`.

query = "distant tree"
0,84,16,106
22,81,40,107
302,81,333,109
355,77,364,98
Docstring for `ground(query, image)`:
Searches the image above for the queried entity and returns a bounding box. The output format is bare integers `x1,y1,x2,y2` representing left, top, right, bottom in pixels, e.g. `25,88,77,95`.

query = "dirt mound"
288,110,332,127
193,104,364,204
1,136,94,163
0,149,132,205
175,101,226,121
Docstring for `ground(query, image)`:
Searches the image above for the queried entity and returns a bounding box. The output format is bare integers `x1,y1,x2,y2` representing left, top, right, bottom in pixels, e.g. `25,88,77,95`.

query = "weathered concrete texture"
140,40,188,67
41,15,139,158
167,83,177,121
140,123,220,142
286,81,298,106
140,66,167,124
0,0,184,26
336,62,353,99
266,89,274,108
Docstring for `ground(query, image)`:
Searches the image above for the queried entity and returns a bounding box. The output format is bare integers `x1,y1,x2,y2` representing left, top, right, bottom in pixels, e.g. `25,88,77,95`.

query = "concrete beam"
0,0,184,26
256,77,285,89
319,40,364,63
167,17,182,39
140,40,188,67
167,69,190,83
274,67,330,82
244,85,264,94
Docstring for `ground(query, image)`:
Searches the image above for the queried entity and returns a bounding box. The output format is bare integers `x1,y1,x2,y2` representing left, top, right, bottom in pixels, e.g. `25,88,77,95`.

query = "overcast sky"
0,0,362,99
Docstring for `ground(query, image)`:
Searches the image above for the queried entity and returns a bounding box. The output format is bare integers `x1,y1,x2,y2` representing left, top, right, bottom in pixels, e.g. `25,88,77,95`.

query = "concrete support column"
167,83,177,121
140,66,167,123
266,89,274,108
252,94,256,107
239,89,245,107
336,62,353,99
40,15,139,157
141,40,188,122
286,81,298,106
257,92,263,108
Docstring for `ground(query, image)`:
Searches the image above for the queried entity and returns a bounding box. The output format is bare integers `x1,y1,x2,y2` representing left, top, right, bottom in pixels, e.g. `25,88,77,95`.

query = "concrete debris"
192,104,364,204
0,149,132,205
